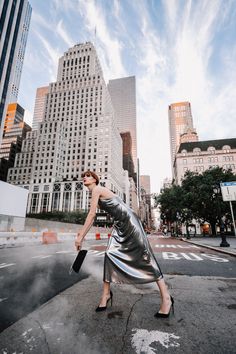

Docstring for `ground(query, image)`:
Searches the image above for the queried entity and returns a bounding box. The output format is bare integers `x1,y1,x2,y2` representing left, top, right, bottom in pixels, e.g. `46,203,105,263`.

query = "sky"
18,0,236,193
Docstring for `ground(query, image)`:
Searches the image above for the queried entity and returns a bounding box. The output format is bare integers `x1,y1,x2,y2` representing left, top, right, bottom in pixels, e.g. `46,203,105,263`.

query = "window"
207,146,215,154
193,147,201,155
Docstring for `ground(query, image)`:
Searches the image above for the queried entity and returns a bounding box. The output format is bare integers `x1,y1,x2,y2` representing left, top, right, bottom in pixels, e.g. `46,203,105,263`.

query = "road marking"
131,328,180,352
162,252,229,262
0,263,16,269
55,251,72,254
96,251,105,257
0,297,8,302
87,250,100,254
31,255,53,259
155,244,199,248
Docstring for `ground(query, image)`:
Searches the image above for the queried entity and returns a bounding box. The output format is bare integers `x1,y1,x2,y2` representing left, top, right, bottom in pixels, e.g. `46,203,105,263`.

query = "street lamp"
212,185,230,247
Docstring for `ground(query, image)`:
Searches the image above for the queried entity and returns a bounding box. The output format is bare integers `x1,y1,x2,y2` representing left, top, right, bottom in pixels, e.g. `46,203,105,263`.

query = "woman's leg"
98,281,111,307
156,278,172,313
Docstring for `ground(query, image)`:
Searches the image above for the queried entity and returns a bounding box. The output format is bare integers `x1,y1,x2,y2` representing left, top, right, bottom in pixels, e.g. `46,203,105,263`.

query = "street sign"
220,182,236,201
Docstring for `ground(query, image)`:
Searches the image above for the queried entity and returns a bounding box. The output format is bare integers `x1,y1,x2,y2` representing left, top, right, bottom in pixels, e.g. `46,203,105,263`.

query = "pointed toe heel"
95,291,113,312
154,295,174,318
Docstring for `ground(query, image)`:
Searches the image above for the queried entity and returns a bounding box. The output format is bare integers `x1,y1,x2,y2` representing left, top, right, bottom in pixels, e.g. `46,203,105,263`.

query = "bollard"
95,232,101,240
42,231,58,244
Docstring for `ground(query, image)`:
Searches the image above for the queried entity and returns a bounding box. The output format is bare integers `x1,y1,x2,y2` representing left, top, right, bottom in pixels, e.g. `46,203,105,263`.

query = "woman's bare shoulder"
93,186,115,199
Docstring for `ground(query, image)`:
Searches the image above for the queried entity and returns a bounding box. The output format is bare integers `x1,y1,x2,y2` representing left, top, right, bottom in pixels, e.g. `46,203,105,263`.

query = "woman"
75,171,174,318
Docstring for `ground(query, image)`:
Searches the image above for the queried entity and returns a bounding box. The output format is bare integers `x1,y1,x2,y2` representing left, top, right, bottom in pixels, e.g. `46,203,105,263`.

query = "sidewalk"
181,235,236,257
0,273,235,353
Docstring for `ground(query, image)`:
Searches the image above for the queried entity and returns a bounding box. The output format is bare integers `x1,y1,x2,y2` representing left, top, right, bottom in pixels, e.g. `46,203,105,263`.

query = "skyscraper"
168,101,198,171
8,42,126,213
0,103,31,181
32,86,49,131
0,0,32,144
108,76,137,172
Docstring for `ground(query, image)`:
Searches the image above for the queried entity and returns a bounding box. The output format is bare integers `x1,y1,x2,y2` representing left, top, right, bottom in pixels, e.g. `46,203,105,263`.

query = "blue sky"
18,0,236,192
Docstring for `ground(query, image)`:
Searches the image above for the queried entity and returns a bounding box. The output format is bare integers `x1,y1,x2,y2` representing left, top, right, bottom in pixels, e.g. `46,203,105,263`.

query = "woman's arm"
75,187,100,250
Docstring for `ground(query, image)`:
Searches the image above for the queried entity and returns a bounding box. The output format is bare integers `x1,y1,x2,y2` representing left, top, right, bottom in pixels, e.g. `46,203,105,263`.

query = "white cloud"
34,31,60,80
78,0,127,81
56,20,74,47
18,0,236,193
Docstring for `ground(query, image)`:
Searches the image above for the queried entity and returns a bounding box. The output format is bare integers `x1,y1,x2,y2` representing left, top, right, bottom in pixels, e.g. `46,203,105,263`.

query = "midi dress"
98,196,163,284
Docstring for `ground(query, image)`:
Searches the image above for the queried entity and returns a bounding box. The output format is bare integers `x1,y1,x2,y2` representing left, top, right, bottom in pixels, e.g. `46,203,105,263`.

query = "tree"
181,167,236,235
157,167,236,235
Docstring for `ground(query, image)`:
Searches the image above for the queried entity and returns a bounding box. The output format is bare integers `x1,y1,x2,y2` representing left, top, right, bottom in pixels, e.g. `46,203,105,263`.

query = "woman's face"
83,173,96,186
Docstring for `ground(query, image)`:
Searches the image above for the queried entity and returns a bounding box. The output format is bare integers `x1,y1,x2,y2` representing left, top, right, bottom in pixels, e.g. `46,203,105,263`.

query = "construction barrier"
95,232,101,240
42,231,58,244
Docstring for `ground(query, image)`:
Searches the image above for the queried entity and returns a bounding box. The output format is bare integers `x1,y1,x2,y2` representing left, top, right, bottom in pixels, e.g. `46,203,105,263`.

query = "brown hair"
81,170,100,185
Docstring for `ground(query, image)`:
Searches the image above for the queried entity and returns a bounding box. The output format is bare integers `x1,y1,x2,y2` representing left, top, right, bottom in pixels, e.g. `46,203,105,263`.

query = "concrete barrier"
0,231,109,247
42,232,58,245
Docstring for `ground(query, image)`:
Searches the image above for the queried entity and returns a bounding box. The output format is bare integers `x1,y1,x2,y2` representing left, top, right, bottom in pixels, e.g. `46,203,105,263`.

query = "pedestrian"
75,170,174,318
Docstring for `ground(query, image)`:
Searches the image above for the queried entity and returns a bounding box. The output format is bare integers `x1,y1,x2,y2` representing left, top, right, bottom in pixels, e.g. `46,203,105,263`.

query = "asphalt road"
0,235,235,333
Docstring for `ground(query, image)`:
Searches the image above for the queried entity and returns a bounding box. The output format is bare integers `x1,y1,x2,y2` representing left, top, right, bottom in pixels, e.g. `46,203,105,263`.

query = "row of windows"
183,164,236,172
181,145,233,154
183,155,234,164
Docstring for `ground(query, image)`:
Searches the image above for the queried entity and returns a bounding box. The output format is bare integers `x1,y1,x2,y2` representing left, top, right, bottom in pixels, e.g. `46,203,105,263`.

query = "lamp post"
213,185,230,247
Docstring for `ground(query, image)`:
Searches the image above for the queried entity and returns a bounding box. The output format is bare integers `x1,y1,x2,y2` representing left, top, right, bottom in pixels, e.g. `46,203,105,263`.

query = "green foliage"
26,210,88,225
156,167,236,234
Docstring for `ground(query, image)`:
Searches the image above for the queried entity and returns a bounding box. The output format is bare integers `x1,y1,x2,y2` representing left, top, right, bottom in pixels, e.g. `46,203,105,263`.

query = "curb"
181,238,236,257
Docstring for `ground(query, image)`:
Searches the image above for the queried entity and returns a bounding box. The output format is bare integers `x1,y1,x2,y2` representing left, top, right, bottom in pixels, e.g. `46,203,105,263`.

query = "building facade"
8,42,125,213
140,175,152,227
174,138,236,184
168,102,197,173
0,0,32,144
108,76,137,172
0,102,31,181
32,86,49,131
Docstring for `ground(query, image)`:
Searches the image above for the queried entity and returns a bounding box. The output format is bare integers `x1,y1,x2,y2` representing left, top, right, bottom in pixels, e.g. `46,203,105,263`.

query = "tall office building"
8,42,126,213
140,175,152,227
108,76,137,172
120,132,135,180
168,101,198,172
140,175,151,195
0,103,31,181
32,86,49,131
0,0,32,144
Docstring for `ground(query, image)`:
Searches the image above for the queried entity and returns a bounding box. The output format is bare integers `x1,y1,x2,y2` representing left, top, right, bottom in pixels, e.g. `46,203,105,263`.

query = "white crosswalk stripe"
0,263,16,269
56,251,72,254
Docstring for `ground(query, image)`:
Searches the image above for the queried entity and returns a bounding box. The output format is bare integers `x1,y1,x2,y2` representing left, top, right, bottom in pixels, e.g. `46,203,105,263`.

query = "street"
1,235,236,335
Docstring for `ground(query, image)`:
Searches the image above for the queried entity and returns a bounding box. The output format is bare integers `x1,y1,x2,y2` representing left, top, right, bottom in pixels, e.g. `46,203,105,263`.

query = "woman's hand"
75,233,83,251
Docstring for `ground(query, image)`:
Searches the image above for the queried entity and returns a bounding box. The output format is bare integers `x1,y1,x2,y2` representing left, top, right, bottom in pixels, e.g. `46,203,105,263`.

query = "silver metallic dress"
98,196,163,284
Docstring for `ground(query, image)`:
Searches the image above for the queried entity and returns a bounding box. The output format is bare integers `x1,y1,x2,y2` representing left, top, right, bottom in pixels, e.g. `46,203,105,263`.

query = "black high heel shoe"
95,291,113,312
154,296,174,318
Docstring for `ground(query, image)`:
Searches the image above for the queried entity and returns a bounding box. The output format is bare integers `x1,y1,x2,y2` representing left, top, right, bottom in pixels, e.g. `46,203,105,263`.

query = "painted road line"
155,244,199,248
131,328,180,352
96,251,105,257
0,297,8,302
0,263,16,269
87,250,101,254
161,252,229,262
31,255,53,259
55,251,72,254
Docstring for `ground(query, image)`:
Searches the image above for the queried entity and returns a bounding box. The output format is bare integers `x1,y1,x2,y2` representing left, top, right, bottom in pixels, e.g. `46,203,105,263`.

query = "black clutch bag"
69,250,88,274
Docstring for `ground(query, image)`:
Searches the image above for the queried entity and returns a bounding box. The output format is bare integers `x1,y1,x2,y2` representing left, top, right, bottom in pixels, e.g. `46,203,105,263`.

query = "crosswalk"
0,263,16,269
0,250,105,269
